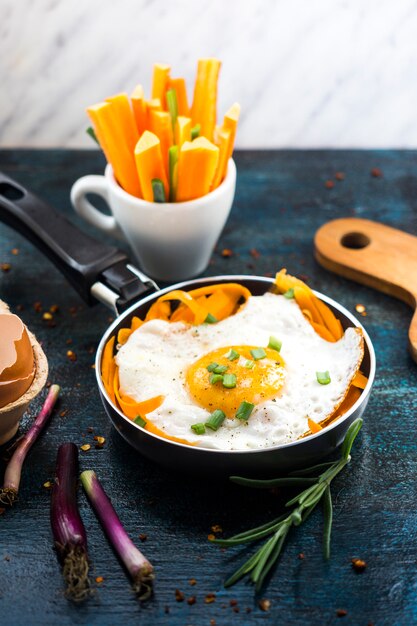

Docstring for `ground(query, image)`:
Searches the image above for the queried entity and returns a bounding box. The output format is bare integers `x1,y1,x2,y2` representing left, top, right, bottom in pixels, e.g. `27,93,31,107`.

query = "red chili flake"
139,533,147,542
66,338,73,345
60,410,68,417
335,172,345,181
66,350,77,362
221,248,233,258
211,524,222,533
1,263,11,272
205,592,216,604
69,306,77,315
189,578,197,586
336,609,348,617
11,248,19,255
207,533,215,541
250,248,260,259
371,167,383,178
247,263,255,270
15,304,23,311
87,346,95,354
49,304,59,313
325,180,335,189
230,599,238,607
95,576,104,584
258,598,271,611
42,312,53,321
0,507,5,516
33,301,42,312
233,607,239,613
298,552,305,560
210,620,216,626
351,557,367,572
187,596,196,605
175,589,185,602
4,554,10,561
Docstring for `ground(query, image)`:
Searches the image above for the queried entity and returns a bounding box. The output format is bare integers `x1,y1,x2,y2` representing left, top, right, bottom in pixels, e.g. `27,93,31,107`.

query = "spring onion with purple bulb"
81,470,154,599
0,384,60,506
51,443,92,602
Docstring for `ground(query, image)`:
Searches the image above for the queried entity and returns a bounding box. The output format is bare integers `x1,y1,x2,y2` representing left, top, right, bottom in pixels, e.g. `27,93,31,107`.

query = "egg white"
116,293,364,450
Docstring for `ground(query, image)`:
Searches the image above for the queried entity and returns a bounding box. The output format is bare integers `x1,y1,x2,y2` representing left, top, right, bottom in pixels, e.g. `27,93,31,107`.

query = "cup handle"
70,175,124,239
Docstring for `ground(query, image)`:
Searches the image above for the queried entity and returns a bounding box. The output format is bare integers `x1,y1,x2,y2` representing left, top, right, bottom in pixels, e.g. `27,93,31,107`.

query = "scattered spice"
211,524,222,533
298,552,305,560
95,576,104,584
250,248,260,259
175,589,185,602
4,554,10,561
233,606,239,613
221,248,233,258
66,350,77,362
335,172,345,181
189,578,197,586
60,410,68,417
1,263,11,273
207,533,215,541
69,306,77,315
94,436,106,449
0,507,5,516
210,620,216,626
43,481,53,489
205,592,216,604
66,338,73,345
230,599,238,606
80,444,91,452
33,301,42,312
11,248,19,255
325,180,335,189
139,533,147,542
258,598,271,611
187,596,196,605
50,304,59,313
87,426,94,433
336,609,348,617
42,312,53,321
351,557,367,572
371,167,383,178
355,303,366,314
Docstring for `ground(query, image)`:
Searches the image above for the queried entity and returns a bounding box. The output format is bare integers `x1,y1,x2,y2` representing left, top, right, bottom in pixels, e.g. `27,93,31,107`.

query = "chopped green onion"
207,362,219,372
244,359,255,369
209,373,224,385
166,88,178,131
250,347,267,361
316,371,331,385
226,349,240,361
204,313,218,324
151,178,166,203
268,336,282,352
205,409,226,431
134,415,147,427
86,126,99,145
168,145,178,202
235,401,255,421
191,423,206,435
223,373,237,389
284,287,295,299
191,124,200,140
213,364,228,374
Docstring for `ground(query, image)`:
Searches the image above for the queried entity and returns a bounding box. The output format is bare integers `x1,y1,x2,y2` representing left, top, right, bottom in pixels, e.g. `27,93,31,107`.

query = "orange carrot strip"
144,300,171,321
105,92,139,154
310,322,337,343
151,64,171,109
352,371,368,389
149,110,173,174
169,77,190,116
308,417,323,433
101,335,115,390
332,386,362,420
223,103,240,162
87,102,142,197
146,98,162,127
176,138,219,201
293,286,326,327
117,328,132,345
134,131,169,202
314,298,344,340
191,58,221,141
175,116,191,147
158,289,209,325
187,283,251,302
131,84,148,135
130,316,144,331
211,127,232,189
142,419,197,446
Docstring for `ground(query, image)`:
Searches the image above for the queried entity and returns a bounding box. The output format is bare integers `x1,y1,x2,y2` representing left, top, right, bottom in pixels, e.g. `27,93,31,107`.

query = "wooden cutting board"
314,217,417,363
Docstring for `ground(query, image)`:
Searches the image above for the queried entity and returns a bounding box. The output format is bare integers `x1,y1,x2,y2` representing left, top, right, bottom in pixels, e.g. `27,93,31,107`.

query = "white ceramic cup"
70,159,236,282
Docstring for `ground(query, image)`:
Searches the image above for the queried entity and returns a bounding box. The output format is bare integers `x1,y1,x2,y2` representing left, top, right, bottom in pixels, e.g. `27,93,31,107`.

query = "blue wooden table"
0,149,416,626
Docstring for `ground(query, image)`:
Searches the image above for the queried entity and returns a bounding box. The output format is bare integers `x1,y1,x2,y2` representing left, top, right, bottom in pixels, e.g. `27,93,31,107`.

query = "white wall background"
1,0,417,148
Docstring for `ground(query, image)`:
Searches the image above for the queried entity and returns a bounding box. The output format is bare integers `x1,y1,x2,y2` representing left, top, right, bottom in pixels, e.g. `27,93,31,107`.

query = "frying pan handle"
0,171,158,312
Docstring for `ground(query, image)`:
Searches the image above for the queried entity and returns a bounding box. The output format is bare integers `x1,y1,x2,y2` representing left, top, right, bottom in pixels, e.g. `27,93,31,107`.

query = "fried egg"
116,293,364,450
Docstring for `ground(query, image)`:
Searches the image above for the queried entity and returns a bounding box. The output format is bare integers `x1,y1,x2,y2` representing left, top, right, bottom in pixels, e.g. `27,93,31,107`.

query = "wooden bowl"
0,302,48,445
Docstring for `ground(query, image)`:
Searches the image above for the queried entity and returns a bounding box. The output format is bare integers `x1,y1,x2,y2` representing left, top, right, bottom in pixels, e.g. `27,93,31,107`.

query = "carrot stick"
191,58,221,141
176,137,219,201
223,102,240,162
175,116,191,147
131,85,148,135
148,110,173,174
211,126,232,189
105,93,139,154
134,131,169,201
151,64,170,109
168,77,190,116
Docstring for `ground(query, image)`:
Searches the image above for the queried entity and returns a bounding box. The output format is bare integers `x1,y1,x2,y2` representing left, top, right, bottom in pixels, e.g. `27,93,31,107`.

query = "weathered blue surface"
0,149,416,626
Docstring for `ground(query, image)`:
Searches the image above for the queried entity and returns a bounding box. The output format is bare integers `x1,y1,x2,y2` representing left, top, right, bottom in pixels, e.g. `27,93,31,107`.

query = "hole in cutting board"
340,232,370,249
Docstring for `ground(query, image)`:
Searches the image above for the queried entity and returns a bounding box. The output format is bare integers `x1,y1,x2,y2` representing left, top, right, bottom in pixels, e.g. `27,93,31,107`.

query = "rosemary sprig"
210,418,363,591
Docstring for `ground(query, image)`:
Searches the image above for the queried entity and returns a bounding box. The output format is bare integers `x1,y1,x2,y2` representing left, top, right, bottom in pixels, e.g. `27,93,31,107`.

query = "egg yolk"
186,346,286,417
